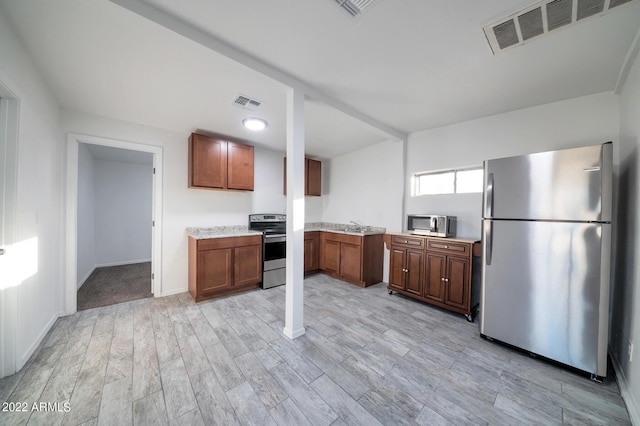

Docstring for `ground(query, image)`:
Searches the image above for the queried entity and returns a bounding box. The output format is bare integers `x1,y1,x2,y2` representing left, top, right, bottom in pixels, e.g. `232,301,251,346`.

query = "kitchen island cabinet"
320,232,383,287
188,235,262,302
189,132,254,191
388,235,424,296
385,233,480,321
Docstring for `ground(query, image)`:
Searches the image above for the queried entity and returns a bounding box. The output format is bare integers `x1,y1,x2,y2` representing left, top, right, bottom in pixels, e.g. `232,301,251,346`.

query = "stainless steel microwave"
407,214,457,237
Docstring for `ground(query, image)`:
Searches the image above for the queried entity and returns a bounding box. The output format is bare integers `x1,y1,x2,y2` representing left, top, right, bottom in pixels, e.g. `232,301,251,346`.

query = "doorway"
65,134,163,315
76,143,154,310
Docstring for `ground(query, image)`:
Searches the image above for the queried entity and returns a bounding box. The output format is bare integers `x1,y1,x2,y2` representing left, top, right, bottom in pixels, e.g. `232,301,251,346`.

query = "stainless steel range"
249,214,286,289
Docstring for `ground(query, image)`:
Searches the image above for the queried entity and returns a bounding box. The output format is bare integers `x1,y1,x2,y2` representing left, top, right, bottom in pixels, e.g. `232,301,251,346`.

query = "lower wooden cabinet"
188,235,262,302
424,252,446,303
388,235,424,296
386,233,480,321
304,231,320,273
319,232,383,287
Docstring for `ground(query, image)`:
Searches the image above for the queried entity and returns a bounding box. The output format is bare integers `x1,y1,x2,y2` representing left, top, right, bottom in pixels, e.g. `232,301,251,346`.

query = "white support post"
283,87,306,339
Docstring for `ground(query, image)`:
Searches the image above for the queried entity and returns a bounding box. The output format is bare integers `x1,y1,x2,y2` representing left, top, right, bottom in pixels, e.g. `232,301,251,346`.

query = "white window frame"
412,166,483,196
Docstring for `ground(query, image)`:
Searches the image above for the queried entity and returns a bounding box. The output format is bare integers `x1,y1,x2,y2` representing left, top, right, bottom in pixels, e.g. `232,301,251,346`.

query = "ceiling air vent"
484,0,638,54
334,0,376,17
231,94,263,110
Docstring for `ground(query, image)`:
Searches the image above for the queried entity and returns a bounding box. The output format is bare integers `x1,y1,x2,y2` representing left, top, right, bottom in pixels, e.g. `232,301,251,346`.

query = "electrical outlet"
629,340,634,363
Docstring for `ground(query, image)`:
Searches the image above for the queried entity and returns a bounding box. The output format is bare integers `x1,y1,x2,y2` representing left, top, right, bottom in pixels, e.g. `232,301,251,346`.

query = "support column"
283,87,306,339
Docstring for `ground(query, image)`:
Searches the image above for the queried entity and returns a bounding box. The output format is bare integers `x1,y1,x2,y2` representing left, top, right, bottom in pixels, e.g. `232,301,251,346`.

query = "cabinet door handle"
444,245,448,249
444,278,449,282
403,240,408,244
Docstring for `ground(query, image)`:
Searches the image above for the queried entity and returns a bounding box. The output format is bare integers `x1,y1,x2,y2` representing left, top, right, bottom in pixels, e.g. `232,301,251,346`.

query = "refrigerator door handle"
485,220,493,266
486,173,494,218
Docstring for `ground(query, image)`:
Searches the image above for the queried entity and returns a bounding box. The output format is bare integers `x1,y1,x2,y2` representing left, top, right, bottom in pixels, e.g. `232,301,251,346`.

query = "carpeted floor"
77,262,152,311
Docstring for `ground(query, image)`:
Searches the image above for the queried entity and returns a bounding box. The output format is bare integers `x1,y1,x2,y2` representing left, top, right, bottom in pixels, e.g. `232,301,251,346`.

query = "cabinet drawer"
322,232,362,246
391,235,425,249
198,235,262,251
427,239,469,256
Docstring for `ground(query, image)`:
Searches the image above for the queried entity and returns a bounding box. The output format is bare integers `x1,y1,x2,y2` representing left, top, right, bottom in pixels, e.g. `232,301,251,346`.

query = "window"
455,168,484,193
412,167,483,196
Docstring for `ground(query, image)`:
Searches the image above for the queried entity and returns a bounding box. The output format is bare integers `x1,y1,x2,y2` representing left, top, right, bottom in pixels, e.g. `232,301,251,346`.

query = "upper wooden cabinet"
283,157,322,196
189,133,254,191
306,158,322,196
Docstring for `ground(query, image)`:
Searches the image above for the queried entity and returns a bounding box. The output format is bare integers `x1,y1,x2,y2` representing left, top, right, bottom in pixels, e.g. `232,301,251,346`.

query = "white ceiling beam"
614,23,640,94
109,0,407,141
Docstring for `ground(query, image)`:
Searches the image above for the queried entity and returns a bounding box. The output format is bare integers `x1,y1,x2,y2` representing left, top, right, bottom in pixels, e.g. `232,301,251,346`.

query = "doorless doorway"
65,133,163,315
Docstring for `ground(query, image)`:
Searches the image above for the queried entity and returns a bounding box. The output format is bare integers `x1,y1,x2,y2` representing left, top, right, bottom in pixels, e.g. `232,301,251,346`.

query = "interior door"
0,93,19,378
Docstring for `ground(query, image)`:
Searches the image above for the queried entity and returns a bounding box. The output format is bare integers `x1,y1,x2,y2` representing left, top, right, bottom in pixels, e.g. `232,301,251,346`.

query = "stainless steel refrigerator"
480,142,612,379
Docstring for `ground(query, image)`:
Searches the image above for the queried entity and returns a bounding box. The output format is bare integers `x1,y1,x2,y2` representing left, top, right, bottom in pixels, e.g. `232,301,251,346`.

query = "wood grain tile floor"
0,274,631,425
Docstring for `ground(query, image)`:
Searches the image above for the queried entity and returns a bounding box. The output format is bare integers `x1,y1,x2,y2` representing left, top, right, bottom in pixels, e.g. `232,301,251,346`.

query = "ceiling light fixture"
242,117,268,131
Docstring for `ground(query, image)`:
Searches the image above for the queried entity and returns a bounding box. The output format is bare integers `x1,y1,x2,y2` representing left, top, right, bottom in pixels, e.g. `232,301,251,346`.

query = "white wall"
321,140,405,281
77,143,96,287
94,159,153,266
0,8,64,373
251,147,286,216
406,92,620,239
611,45,640,424
322,140,404,231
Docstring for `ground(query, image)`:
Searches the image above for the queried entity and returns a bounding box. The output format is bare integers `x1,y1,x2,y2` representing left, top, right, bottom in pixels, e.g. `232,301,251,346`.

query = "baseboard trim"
77,266,96,289
78,260,152,289
283,326,306,340
159,287,188,297
610,351,639,425
19,313,59,369
96,259,152,268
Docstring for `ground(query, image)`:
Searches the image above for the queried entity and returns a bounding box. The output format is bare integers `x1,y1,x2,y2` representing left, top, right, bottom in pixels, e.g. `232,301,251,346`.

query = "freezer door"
482,143,612,222
480,220,610,376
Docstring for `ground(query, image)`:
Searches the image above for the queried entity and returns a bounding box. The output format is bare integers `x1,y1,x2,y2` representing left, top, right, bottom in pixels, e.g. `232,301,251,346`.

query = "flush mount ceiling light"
242,117,268,131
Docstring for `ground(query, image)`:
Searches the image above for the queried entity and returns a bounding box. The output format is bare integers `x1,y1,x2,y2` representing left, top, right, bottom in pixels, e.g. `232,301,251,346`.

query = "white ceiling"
2,0,639,159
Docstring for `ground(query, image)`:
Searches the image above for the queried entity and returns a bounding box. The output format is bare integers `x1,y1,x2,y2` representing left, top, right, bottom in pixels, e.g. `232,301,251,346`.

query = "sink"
341,228,368,235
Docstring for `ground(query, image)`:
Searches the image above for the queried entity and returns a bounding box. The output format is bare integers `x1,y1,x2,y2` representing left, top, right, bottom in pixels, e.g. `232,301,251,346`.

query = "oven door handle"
264,235,286,243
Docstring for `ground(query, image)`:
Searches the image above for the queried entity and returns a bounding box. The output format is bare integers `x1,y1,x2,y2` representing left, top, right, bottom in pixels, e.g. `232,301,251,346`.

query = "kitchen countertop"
385,232,480,244
186,226,262,239
305,222,386,236
187,222,386,239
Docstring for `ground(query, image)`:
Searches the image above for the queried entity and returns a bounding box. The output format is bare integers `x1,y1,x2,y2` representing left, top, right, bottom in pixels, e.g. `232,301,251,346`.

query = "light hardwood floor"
0,274,631,425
